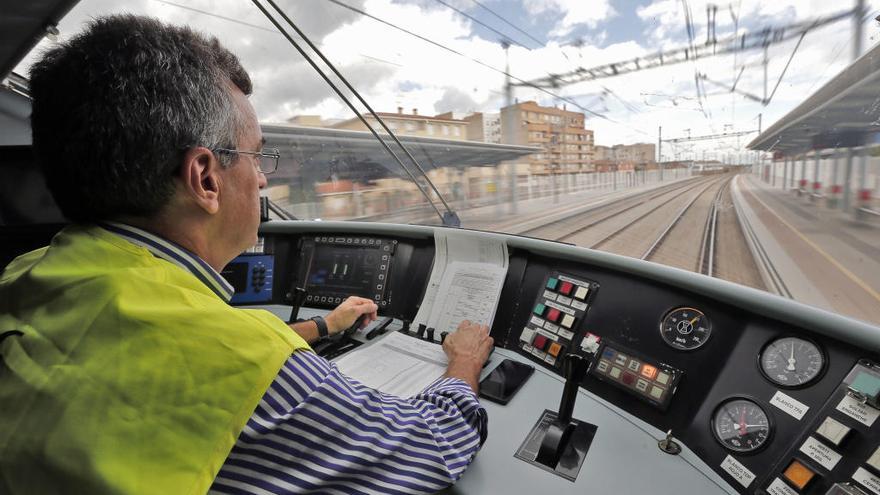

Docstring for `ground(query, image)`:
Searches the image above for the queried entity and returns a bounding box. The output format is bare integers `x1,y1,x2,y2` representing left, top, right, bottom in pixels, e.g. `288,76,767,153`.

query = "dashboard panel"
229,222,880,495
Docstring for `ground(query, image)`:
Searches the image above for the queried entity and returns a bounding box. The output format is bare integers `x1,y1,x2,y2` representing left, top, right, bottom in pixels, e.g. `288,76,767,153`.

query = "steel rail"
554,176,719,246
586,175,726,251
519,176,716,241
640,176,728,260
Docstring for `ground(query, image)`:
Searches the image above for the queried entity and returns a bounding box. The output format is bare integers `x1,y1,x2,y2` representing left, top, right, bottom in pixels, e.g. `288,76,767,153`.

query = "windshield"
11,0,880,326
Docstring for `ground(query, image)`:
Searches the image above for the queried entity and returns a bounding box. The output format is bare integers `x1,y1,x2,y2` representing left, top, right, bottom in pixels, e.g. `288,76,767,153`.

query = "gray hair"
29,14,253,222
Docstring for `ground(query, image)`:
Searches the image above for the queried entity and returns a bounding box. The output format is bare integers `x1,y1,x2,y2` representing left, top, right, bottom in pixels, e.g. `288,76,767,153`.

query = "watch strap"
310,315,329,340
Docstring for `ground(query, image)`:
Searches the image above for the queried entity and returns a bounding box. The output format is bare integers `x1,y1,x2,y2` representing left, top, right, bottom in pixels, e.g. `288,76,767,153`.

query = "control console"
292,235,397,308
518,271,599,370
224,254,274,304
759,360,880,495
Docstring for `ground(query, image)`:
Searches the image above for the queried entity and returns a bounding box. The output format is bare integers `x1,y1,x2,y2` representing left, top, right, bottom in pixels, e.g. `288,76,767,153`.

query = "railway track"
514,172,764,288
517,175,720,242
587,175,726,259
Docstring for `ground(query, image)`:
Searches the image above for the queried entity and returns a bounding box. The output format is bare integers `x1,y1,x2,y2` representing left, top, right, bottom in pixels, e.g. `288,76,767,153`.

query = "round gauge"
660,307,712,350
759,336,825,388
711,398,772,453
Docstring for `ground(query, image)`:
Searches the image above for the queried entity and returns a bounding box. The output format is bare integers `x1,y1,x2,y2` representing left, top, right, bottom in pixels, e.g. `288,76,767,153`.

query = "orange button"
640,364,658,380
783,460,816,490
547,342,563,357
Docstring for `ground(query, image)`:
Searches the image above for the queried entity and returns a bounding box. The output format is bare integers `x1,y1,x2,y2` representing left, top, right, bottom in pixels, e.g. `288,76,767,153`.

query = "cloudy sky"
16,0,880,160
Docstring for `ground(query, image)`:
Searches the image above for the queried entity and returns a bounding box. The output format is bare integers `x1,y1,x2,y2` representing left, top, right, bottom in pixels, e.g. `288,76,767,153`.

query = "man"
0,15,493,494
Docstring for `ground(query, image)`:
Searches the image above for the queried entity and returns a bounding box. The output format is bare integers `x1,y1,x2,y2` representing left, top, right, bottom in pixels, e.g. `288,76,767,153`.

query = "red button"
559,282,573,295
546,308,561,322
533,334,548,351
621,372,636,385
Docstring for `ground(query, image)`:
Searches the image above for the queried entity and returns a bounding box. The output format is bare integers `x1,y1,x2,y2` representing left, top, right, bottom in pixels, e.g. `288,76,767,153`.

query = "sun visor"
0,0,80,80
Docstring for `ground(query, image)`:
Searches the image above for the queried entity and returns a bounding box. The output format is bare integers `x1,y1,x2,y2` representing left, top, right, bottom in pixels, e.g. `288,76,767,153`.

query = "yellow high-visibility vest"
0,225,309,494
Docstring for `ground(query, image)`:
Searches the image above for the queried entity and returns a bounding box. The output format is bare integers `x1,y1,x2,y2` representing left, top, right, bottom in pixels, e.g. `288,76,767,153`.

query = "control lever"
400,320,411,333
366,317,394,340
417,323,427,339
426,328,435,342
557,353,590,424
344,314,368,337
312,314,367,357
287,287,308,323
440,331,449,344
526,352,596,478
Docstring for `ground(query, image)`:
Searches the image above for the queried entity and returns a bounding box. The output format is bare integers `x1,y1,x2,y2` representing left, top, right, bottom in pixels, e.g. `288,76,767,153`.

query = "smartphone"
479,359,535,405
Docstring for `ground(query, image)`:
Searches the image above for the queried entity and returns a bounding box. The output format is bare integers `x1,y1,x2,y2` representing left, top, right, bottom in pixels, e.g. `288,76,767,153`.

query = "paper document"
427,262,507,334
413,230,509,332
334,332,448,397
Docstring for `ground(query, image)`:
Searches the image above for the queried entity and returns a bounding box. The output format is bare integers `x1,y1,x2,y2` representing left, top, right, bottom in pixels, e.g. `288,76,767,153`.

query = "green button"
546,278,558,290
533,303,546,316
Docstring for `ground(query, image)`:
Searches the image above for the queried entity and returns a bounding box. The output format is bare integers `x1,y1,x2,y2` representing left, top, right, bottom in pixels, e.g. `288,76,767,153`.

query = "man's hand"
325,296,378,335
442,320,493,393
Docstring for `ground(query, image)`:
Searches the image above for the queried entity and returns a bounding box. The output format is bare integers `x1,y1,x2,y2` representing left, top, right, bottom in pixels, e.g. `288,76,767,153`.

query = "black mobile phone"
479,359,535,405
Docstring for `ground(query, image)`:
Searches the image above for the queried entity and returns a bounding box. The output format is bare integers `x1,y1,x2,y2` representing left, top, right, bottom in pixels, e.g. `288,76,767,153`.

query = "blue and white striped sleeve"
210,350,488,495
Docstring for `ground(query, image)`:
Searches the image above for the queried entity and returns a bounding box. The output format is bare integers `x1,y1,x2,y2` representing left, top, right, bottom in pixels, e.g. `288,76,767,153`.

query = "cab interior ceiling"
0,1,78,255
0,0,80,79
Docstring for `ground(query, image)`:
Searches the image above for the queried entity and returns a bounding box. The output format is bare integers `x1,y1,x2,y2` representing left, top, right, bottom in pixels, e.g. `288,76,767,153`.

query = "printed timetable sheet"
413,230,509,334
334,331,448,397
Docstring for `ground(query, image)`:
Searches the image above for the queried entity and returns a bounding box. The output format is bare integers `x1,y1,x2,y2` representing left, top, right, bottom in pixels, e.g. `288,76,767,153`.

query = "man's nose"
258,172,268,188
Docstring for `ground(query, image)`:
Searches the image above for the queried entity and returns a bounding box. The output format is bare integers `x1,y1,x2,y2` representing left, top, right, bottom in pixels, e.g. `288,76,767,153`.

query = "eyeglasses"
212,147,280,174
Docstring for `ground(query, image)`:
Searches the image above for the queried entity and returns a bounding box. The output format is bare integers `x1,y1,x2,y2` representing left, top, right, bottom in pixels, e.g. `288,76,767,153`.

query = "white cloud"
16,0,880,161
525,0,617,37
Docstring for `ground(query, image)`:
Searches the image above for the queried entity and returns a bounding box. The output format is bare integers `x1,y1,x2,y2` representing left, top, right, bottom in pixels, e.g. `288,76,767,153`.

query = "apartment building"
463,112,501,143
499,100,594,174
331,107,468,140
612,143,656,164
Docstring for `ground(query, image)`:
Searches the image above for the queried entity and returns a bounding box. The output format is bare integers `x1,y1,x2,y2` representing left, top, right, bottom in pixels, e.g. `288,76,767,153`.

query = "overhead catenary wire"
468,0,546,48
323,0,613,123
515,8,855,88
151,0,403,67
249,0,453,224
431,0,530,50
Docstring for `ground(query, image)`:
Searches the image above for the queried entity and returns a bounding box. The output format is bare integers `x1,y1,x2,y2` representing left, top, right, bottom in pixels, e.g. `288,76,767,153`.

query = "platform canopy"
748,42,880,156
262,123,538,174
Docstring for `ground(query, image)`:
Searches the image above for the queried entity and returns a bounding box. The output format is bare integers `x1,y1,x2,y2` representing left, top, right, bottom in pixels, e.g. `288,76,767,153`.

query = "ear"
179,147,222,215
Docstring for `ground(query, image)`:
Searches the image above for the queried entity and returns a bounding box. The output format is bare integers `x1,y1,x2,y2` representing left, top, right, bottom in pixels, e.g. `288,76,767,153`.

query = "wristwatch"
309,315,330,341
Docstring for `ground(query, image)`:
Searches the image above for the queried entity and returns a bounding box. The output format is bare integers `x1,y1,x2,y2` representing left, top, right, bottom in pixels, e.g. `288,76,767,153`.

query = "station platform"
734,174,880,326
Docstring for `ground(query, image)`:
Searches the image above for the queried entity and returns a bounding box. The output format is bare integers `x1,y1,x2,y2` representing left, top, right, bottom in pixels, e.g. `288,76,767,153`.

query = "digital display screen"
307,249,377,294
298,236,395,308
221,262,249,292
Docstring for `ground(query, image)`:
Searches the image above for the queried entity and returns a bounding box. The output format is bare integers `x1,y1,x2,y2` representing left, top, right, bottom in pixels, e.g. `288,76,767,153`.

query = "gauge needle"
787,343,796,371
689,316,699,327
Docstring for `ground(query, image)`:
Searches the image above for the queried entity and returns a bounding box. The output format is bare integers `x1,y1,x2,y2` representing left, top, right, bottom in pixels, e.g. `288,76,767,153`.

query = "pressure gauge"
759,336,825,388
660,307,712,350
711,398,772,454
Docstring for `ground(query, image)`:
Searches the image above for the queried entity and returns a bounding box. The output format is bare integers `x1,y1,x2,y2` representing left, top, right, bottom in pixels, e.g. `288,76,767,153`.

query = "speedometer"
759,336,825,388
711,398,772,454
660,307,712,350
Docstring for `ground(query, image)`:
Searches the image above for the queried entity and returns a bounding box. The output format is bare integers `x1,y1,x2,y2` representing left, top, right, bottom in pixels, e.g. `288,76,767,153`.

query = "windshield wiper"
266,198,298,220
251,0,461,227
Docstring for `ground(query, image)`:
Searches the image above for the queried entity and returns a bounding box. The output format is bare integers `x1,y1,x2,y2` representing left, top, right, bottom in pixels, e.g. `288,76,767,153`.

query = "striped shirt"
100,223,488,494
211,351,487,494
